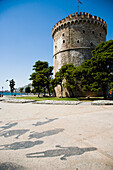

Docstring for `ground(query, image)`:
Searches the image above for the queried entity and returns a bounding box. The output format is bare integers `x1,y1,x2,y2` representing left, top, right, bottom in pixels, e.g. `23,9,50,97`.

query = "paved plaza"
0,101,113,170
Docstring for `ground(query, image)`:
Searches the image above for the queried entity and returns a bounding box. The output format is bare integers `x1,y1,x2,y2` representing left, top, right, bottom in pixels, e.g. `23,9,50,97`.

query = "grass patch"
14,96,79,101
78,97,104,101
14,96,105,102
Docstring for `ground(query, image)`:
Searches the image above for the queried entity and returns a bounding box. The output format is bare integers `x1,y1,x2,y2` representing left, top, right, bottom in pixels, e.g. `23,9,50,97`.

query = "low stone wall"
92,100,113,105
34,100,81,105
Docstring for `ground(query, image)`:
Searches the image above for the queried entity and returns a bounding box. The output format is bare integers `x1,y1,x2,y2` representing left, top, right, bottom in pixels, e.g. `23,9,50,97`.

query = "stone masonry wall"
52,12,107,97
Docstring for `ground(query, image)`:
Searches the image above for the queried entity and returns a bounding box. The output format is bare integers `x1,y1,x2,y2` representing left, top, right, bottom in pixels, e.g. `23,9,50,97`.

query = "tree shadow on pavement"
26,145,97,160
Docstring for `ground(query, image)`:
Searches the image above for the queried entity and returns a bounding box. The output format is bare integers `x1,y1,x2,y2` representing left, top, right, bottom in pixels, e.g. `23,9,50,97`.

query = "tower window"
92,31,94,34
100,33,101,37
90,42,93,46
63,40,65,43
62,33,64,37
83,30,85,33
77,40,80,43
55,45,57,49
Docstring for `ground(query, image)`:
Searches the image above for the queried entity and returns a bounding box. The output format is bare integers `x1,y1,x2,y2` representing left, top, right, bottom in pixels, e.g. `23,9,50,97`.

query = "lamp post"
2,86,3,97
6,79,9,91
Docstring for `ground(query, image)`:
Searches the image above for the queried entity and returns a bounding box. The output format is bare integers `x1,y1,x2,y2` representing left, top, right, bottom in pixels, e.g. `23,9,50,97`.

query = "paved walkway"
0,102,113,170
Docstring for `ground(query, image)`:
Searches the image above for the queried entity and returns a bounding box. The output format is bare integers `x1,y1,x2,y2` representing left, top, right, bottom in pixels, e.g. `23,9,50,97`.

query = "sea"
0,92,25,96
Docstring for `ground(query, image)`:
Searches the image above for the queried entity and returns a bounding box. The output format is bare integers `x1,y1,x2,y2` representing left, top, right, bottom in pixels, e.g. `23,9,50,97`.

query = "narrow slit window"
90,42,93,46
63,40,65,43
62,33,64,37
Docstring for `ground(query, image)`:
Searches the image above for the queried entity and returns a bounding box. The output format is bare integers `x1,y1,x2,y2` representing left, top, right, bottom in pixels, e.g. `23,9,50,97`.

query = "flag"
78,0,82,4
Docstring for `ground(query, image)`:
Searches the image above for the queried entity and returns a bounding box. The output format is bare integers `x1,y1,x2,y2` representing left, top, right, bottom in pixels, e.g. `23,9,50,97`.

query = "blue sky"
0,0,113,90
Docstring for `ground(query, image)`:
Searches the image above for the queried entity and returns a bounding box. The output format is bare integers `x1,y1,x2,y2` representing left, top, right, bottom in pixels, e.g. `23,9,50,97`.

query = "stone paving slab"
92,100,113,105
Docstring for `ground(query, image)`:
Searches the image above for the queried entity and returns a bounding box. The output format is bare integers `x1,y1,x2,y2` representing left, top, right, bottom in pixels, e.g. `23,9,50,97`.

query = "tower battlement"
52,12,107,37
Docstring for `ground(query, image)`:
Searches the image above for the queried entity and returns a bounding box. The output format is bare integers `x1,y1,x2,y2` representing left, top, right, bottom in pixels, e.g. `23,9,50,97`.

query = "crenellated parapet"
52,12,107,37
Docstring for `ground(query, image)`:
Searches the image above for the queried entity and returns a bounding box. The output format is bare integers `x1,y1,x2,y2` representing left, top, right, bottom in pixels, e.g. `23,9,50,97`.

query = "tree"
54,63,76,97
19,87,24,93
54,66,66,98
50,79,57,97
9,79,15,95
63,64,78,97
30,60,53,97
25,86,31,94
80,40,113,99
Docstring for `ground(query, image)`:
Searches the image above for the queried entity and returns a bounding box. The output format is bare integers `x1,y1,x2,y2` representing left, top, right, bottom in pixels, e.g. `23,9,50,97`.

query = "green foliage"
30,60,53,97
109,82,113,91
25,86,31,94
15,96,78,101
53,40,113,99
19,87,24,93
80,40,113,99
54,63,78,97
9,79,15,94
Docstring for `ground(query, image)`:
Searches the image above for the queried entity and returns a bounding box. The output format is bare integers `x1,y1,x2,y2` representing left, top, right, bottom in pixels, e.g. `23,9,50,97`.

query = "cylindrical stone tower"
52,12,107,97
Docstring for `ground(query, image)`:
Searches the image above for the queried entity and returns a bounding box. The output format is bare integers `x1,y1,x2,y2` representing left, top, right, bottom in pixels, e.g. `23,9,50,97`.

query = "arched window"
77,40,80,43
83,30,85,33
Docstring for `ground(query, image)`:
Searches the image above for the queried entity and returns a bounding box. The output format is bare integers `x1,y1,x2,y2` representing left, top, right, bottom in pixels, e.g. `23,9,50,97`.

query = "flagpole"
78,0,79,13
78,5,79,13
77,0,82,13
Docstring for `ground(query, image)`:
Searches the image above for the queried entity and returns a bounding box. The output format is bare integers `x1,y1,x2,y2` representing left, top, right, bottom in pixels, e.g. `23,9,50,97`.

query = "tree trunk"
47,84,51,96
38,92,40,97
43,87,46,97
53,88,56,97
102,87,107,100
60,84,63,98
37,87,40,97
